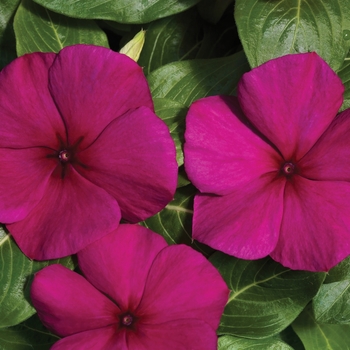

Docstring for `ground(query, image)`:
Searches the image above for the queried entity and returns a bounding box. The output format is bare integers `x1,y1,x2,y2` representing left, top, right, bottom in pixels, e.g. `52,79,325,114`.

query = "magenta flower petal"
238,53,344,160
78,224,168,311
184,95,280,195
32,225,228,348
128,320,218,350
8,168,121,260
51,327,127,350
271,178,350,271
0,44,177,259
77,106,178,222
299,109,350,181
31,264,119,337
137,244,229,329
0,52,66,148
48,45,154,149
0,148,55,223
193,175,285,259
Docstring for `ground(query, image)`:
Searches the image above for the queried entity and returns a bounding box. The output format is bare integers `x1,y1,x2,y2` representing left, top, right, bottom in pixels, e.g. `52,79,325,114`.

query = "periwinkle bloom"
185,52,350,271
31,224,229,349
0,45,177,260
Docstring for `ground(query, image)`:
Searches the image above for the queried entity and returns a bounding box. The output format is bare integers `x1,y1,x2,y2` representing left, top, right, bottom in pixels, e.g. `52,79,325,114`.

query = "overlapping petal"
0,52,66,149
128,320,218,350
78,224,168,311
299,109,350,181
238,53,344,160
137,244,229,329
48,45,154,149
271,178,350,271
184,95,281,195
192,174,285,259
0,148,56,223
8,167,121,260
31,225,228,349
76,106,178,222
0,44,177,261
51,327,127,350
31,265,119,337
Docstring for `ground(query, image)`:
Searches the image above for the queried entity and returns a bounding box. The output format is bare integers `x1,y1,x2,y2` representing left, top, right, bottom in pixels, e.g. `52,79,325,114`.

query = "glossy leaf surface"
149,50,250,107
211,253,325,338
293,305,350,350
14,0,108,55
0,227,74,328
32,0,202,24
235,0,350,71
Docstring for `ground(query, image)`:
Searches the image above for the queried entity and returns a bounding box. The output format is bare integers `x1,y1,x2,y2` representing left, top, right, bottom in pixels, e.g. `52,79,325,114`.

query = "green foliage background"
1,0,350,349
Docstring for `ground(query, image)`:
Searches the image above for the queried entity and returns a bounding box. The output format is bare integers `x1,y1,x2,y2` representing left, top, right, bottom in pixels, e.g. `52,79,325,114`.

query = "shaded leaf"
136,7,240,76
14,0,108,56
149,50,250,107
137,9,203,76
0,314,58,350
32,0,202,24
292,304,350,350
0,0,21,68
325,254,350,283
235,0,350,71
277,326,305,350
211,253,326,338
313,280,350,324
218,335,293,350
177,166,191,188
153,97,187,166
198,0,234,24
142,185,212,257
336,56,350,112
0,227,74,328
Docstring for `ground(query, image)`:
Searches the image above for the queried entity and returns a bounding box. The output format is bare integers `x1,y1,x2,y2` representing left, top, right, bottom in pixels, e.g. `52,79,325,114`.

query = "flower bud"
120,30,146,62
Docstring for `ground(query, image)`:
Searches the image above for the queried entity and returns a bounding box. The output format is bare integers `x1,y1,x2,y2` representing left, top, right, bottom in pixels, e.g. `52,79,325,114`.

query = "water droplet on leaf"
343,30,350,40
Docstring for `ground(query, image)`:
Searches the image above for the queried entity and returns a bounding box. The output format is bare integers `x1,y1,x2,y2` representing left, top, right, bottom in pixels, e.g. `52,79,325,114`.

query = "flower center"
119,312,136,328
283,162,294,174
58,150,70,163
122,314,133,326
281,161,297,177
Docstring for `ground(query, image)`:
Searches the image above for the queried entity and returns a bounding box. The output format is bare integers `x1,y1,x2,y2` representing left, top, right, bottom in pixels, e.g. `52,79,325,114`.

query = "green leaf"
313,280,350,324
14,0,109,56
137,7,240,76
177,166,191,188
198,0,234,24
277,326,305,350
235,0,350,71
0,0,21,68
0,227,74,328
137,9,203,76
149,50,250,107
325,255,350,283
292,304,350,350
142,185,212,257
336,56,350,112
211,253,326,338
32,0,201,24
218,335,294,350
153,98,187,166
0,314,58,350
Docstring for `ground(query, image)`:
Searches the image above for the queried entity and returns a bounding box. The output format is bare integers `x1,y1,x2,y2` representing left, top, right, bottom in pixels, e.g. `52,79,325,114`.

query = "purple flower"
0,45,177,260
184,52,350,272
31,224,229,350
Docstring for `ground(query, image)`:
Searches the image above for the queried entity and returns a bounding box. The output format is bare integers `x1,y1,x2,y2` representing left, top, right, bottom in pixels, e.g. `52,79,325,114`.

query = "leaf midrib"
228,269,290,303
